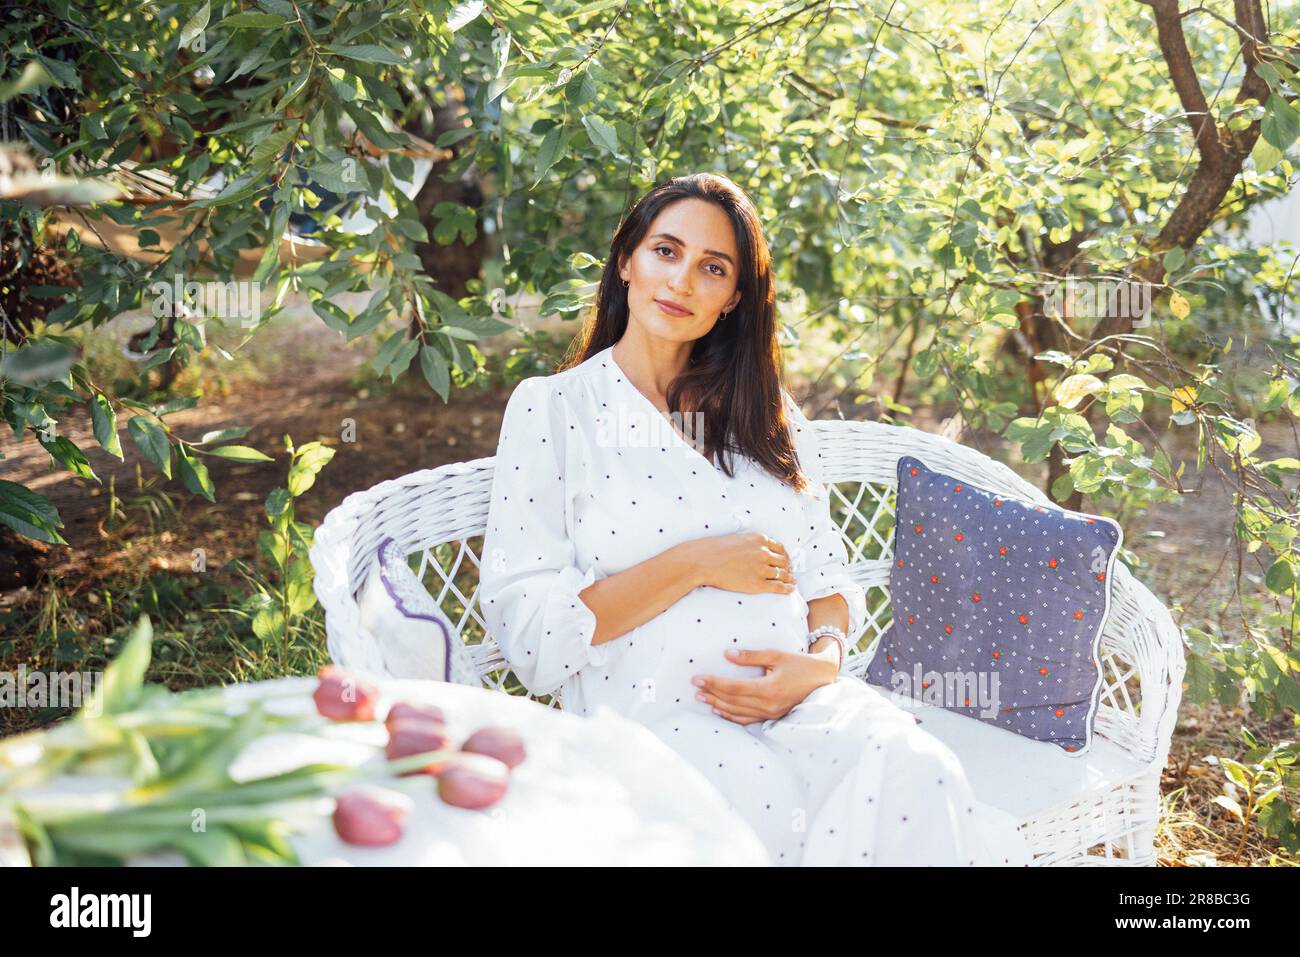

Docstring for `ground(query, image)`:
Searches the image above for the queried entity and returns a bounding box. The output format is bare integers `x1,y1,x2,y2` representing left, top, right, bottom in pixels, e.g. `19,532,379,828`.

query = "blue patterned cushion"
865,455,1122,755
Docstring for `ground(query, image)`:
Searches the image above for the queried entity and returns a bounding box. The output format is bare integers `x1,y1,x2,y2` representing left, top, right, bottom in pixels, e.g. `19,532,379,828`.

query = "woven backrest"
311,419,1185,770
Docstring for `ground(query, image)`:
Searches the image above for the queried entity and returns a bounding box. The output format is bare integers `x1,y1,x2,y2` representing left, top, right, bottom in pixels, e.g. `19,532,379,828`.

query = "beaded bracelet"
806,624,848,673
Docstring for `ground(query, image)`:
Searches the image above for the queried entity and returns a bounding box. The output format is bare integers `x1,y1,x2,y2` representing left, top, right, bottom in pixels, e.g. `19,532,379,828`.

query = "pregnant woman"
479,172,1030,866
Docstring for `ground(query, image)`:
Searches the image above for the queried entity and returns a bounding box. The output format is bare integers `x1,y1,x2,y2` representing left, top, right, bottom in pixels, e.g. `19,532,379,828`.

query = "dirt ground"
2,302,513,581
1,302,1295,866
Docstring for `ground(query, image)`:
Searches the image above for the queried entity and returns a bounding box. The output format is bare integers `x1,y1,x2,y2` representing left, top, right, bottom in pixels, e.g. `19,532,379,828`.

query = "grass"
1155,700,1300,867
0,562,330,737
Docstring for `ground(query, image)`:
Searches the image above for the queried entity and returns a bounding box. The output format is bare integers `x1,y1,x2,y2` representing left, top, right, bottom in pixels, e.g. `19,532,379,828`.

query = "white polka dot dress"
479,344,1029,866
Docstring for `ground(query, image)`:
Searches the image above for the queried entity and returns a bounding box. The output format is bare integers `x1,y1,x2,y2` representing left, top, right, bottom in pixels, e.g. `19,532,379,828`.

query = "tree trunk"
405,87,489,307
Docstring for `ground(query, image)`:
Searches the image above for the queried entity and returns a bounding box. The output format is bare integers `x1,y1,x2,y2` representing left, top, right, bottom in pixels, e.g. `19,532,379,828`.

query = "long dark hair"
559,172,809,493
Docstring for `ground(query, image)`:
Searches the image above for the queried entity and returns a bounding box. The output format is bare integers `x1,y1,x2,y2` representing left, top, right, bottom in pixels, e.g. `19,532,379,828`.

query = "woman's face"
618,197,742,344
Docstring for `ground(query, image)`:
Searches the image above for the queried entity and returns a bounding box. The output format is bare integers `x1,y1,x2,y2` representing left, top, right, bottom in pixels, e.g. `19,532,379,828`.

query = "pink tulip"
384,701,447,731
461,726,527,769
386,718,451,776
333,786,412,846
437,753,510,809
313,665,379,722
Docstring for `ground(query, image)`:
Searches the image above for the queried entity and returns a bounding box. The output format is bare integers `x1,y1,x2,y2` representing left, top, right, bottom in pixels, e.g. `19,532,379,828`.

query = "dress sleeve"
479,375,608,697
782,390,868,646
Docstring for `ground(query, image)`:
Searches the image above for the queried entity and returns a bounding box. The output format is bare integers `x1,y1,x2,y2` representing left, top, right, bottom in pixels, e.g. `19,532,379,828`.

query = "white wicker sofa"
310,417,1186,866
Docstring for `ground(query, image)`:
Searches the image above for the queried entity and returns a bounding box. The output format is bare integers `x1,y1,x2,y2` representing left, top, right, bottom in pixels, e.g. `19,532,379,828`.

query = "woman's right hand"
682,533,797,594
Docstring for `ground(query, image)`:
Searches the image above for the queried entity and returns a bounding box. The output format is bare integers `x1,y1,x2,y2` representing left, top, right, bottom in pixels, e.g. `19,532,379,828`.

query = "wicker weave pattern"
310,418,1186,865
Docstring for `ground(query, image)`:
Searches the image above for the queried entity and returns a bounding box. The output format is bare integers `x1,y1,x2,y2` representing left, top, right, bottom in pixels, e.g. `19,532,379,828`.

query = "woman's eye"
655,246,725,276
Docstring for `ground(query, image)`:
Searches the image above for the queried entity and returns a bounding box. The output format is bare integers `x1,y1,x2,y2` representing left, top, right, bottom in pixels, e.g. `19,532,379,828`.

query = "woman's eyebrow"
648,232,735,267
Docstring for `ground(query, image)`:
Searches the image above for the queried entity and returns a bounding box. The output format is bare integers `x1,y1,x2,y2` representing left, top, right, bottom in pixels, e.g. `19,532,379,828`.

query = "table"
2,676,771,867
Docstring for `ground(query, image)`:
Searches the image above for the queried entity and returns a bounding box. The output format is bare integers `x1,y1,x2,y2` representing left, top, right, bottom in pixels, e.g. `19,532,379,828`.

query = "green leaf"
533,124,567,186
0,340,74,385
40,434,98,481
287,561,317,616
912,348,938,380
0,480,67,544
204,445,274,463
435,127,477,149
949,220,978,251
287,443,335,496
227,818,301,866
0,61,51,103
176,445,216,502
1075,354,1114,375
1265,559,1295,595
265,487,291,519
1211,794,1243,822
1263,457,1300,474
86,616,153,716
259,528,287,569
197,426,251,445
326,44,405,66
179,1,210,49
172,827,248,867
250,125,298,168
311,298,354,335
432,202,476,245
1252,135,1284,172
420,345,450,401
341,101,407,150
582,114,620,156
1261,94,1300,152
1275,676,1300,713
1221,759,1251,790
34,54,81,92
305,159,359,196
1029,348,1071,369
390,217,428,243
447,1,485,31
386,338,419,381
155,395,200,417
1050,472,1076,502
328,68,359,102
388,152,415,183
1054,374,1104,409
1023,428,1054,462
90,393,124,459
371,328,408,374
566,69,597,108
219,11,287,28
128,417,172,478
195,172,261,208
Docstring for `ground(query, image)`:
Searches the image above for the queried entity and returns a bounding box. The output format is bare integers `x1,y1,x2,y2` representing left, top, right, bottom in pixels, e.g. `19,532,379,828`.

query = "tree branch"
1148,0,1228,169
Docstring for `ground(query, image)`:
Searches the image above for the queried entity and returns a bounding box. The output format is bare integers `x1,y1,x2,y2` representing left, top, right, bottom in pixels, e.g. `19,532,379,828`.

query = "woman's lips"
655,299,692,317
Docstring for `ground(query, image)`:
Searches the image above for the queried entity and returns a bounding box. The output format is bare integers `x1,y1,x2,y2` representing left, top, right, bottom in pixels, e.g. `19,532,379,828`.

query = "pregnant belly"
649,587,810,712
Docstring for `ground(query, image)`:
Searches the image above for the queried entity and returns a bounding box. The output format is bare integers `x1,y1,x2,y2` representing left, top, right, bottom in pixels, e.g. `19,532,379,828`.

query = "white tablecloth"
7,677,771,867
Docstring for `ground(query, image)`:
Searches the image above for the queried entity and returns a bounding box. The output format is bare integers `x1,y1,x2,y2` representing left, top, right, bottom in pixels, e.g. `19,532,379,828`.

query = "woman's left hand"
693,649,837,725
